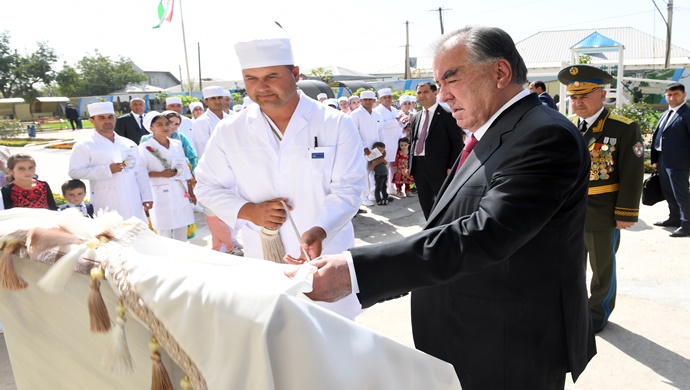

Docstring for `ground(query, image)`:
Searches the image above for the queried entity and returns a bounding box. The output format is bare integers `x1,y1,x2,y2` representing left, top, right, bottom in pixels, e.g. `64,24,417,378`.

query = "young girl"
392,138,415,198
2,153,58,210
138,111,194,241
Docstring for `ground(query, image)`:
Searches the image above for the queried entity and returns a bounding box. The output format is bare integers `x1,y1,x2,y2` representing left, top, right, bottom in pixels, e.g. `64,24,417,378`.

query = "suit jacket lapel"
665,104,686,131
425,94,540,226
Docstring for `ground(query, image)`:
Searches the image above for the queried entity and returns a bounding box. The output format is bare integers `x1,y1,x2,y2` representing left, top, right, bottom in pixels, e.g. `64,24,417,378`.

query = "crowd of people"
1,23,689,390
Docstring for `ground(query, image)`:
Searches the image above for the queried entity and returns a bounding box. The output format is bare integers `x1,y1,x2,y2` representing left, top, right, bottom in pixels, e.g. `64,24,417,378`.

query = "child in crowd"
138,111,195,242
58,179,94,218
393,137,415,197
368,142,389,205
1,153,57,210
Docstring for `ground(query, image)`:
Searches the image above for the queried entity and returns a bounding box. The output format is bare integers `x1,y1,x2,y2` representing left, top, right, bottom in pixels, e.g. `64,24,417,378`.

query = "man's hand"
110,162,125,174
284,226,326,262
285,254,352,303
142,201,153,210
616,220,635,230
238,198,291,229
364,147,371,156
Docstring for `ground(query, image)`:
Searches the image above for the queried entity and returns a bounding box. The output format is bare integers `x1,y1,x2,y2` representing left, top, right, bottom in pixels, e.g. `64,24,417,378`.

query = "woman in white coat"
138,111,194,241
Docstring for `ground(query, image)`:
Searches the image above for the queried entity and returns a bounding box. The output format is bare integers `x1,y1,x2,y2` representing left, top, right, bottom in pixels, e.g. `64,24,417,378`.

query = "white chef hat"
337,96,349,102
378,88,392,98
189,101,203,111
317,93,327,100
221,89,231,97
202,86,225,99
87,102,114,117
143,111,165,131
234,22,294,70
360,91,376,100
325,98,337,107
165,97,182,106
348,95,360,101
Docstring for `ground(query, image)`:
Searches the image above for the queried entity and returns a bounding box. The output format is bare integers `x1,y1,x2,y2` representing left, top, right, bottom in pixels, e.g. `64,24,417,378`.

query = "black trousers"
374,173,388,203
658,154,690,229
411,157,446,219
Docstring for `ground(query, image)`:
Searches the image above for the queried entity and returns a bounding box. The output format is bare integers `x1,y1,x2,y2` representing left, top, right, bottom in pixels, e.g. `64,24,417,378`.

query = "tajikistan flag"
153,0,174,29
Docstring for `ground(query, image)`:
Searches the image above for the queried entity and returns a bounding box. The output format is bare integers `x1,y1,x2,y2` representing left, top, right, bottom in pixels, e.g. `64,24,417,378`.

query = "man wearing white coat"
165,96,195,149
68,102,153,222
194,29,367,319
374,87,404,194
350,90,383,207
192,86,231,157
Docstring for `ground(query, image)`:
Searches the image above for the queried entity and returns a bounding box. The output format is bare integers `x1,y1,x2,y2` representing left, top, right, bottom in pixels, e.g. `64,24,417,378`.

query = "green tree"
0,32,57,100
610,102,661,137
56,50,147,97
310,67,333,83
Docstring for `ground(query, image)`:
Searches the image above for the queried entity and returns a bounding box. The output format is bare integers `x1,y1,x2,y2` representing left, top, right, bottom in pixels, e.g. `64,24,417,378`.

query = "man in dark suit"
408,82,464,219
559,65,644,334
65,104,79,131
529,80,558,110
115,97,148,144
291,26,595,389
651,83,690,237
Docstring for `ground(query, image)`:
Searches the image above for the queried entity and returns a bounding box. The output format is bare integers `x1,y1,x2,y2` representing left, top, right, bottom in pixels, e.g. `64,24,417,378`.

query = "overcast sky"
4,0,690,82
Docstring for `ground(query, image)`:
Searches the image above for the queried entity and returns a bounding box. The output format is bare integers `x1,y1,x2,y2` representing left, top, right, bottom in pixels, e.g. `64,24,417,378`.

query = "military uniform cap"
558,65,613,95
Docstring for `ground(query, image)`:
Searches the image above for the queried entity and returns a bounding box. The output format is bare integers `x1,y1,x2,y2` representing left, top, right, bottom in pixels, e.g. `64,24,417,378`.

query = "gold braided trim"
106,221,208,390
588,183,619,195
615,209,639,217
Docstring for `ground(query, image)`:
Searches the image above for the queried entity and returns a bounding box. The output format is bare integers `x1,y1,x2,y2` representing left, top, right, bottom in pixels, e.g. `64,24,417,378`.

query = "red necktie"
456,134,478,174
415,109,430,155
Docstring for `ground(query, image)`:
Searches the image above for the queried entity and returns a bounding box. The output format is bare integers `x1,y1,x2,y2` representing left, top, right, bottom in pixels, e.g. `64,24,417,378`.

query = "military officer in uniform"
559,65,644,334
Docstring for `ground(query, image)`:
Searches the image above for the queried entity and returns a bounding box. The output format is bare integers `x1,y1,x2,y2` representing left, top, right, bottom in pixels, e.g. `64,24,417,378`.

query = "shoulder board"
608,113,634,125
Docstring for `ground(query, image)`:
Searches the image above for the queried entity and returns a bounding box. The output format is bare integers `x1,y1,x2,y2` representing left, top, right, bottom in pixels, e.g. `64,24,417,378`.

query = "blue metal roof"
571,32,624,50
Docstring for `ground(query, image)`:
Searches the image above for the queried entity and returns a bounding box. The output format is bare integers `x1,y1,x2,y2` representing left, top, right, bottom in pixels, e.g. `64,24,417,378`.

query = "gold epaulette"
615,207,639,217
588,183,619,195
608,113,634,125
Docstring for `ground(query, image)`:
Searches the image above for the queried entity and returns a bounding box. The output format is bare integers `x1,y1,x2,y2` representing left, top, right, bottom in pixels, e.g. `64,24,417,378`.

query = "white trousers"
158,226,188,242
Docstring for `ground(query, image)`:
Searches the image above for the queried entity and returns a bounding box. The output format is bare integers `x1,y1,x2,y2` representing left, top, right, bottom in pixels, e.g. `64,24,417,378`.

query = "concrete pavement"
1,128,689,389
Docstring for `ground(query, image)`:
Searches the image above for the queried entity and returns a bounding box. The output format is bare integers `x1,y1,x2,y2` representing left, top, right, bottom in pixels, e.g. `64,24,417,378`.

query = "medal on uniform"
610,138,617,152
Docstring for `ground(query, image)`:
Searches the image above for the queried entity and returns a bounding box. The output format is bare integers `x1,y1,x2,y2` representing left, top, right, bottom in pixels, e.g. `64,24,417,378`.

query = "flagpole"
178,0,193,96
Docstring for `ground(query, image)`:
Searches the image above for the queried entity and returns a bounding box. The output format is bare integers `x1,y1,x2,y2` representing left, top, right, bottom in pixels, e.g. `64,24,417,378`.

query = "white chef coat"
68,131,152,222
177,116,196,152
195,93,366,319
192,109,230,157
374,104,403,163
138,137,194,231
349,106,383,151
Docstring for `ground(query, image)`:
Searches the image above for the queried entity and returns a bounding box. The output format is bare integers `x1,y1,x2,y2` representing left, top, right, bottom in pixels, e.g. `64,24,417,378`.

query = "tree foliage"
56,50,147,97
309,67,333,83
610,102,661,137
0,31,58,100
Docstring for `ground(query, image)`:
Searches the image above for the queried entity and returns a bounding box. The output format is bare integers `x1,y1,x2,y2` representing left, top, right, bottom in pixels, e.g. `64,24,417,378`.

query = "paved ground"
1,128,690,389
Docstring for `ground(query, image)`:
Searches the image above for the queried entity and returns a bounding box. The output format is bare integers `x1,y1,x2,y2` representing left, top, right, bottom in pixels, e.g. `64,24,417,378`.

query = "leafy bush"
0,119,26,139
610,102,661,136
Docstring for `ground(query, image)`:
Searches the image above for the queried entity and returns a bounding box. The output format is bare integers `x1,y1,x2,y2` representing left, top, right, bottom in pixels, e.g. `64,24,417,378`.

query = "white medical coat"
195,94,366,318
68,131,152,222
192,109,230,157
177,116,196,152
350,107,383,151
138,138,194,231
374,105,403,162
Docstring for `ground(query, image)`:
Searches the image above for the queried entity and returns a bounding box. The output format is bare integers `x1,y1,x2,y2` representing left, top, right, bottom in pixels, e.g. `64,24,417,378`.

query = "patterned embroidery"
9,181,49,209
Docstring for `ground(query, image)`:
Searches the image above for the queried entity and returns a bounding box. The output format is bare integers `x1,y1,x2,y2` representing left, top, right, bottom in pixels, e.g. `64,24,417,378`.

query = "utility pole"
429,7,451,35
198,42,202,91
404,21,411,79
666,0,674,68
653,0,673,68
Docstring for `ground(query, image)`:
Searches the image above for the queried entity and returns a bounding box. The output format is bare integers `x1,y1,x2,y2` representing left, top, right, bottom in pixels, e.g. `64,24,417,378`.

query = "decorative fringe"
0,241,27,291
88,266,111,333
260,227,286,264
149,337,173,390
104,299,134,373
26,227,81,261
36,246,85,294
180,375,192,390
